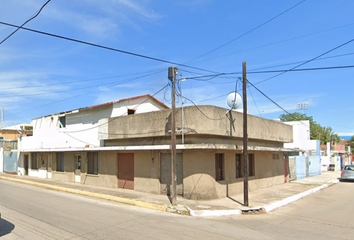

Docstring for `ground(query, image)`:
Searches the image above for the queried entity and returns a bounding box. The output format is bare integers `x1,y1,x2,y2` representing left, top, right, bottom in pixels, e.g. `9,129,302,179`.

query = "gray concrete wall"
99,105,293,145
52,152,76,182
19,148,287,200
182,150,285,200
82,151,118,188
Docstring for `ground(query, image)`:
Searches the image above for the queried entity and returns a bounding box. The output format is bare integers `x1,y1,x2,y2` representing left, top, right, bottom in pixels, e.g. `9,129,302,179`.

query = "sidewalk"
0,171,340,217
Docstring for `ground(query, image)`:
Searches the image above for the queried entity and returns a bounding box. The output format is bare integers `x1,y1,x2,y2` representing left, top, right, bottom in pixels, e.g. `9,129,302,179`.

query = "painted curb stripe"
0,176,168,212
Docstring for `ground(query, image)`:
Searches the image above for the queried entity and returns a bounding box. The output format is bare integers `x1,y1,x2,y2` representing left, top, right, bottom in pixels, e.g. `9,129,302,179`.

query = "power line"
10,69,164,116
248,65,354,74
246,79,292,116
0,20,217,74
180,64,354,81
0,69,165,91
63,83,169,134
180,94,227,121
256,37,354,84
0,69,166,99
186,0,307,63
248,52,354,71
0,0,51,46
191,23,354,65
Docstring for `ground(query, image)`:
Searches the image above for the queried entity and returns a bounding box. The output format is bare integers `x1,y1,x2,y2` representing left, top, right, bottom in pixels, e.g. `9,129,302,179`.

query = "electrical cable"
191,22,354,65
180,64,354,81
181,95,227,121
0,68,165,91
63,83,169,133
186,0,307,63
0,0,51,46
10,69,165,116
248,87,276,138
0,20,217,74
0,69,164,99
255,37,354,85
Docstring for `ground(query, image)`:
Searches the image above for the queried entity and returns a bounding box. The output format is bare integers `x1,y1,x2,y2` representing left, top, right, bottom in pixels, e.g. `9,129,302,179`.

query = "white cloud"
35,0,163,39
337,132,354,137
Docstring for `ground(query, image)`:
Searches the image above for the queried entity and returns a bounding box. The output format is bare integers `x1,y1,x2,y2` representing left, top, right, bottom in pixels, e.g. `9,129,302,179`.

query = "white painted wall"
0,147,3,172
19,97,167,151
111,96,165,117
284,120,318,155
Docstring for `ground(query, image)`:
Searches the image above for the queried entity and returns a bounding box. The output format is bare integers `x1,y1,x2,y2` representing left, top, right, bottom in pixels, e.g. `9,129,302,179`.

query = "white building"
283,120,319,156
17,94,169,178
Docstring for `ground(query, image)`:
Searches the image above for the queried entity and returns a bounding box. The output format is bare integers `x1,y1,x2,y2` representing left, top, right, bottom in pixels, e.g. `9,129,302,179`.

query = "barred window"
215,153,225,181
236,153,255,178
236,154,242,178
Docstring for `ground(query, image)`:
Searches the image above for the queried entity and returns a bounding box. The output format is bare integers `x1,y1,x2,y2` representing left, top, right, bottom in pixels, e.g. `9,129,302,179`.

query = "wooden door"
117,153,134,190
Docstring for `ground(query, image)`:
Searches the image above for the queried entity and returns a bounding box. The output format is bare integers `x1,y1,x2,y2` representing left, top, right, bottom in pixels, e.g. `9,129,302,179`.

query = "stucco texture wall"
183,150,286,200
134,151,160,194
82,151,118,188
52,152,76,182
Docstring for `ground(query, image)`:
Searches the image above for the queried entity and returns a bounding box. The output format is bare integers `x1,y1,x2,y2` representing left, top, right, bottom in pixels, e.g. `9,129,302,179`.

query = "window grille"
215,153,225,181
236,154,242,178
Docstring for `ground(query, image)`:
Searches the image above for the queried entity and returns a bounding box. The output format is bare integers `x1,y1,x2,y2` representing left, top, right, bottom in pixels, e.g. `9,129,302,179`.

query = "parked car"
340,165,354,181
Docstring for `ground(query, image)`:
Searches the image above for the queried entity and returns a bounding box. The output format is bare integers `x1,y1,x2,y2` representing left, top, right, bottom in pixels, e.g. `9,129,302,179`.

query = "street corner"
166,205,191,216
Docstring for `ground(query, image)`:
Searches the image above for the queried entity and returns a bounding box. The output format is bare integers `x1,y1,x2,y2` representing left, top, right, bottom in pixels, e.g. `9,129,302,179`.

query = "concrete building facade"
17,97,293,200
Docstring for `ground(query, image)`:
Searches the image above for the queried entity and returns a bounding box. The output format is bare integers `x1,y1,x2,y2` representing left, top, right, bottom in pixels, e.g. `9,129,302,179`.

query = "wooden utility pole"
242,61,249,206
168,66,177,205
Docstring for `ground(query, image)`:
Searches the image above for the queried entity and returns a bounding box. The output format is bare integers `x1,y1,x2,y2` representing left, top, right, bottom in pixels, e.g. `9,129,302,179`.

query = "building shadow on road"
0,218,15,237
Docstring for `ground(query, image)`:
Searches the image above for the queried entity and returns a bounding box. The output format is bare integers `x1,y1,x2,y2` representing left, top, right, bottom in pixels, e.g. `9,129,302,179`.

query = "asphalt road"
0,179,353,240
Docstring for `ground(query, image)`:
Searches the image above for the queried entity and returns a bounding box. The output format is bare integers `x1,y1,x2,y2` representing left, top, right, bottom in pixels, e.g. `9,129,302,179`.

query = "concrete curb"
188,208,242,217
0,176,168,213
187,182,338,217
262,183,329,213
0,176,339,217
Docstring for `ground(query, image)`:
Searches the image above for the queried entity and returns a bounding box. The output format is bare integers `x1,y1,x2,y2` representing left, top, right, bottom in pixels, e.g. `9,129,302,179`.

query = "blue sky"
0,0,353,137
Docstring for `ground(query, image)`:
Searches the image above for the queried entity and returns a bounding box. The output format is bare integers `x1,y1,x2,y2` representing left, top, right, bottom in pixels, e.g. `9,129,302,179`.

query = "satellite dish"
226,92,242,109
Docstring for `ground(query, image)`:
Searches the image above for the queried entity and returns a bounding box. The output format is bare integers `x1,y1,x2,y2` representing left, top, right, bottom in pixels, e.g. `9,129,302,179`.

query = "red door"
117,153,134,190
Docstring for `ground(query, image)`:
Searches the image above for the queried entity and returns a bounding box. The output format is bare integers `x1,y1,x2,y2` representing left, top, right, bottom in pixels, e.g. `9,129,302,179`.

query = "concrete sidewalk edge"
187,180,339,217
0,175,339,217
262,183,328,213
0,176,168,213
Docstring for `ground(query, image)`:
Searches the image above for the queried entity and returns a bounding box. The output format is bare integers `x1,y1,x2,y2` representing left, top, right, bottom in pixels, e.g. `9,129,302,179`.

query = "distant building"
0,124,33,140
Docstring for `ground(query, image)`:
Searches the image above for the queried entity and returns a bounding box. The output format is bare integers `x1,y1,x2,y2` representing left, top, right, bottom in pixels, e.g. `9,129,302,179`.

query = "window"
273,154,279,160
59,116,66,128
127,109,136,115
56,152,65,172
215,153,225,181
235,153,255,178
87,152,98,175
31,152,38,170
236,154,242,178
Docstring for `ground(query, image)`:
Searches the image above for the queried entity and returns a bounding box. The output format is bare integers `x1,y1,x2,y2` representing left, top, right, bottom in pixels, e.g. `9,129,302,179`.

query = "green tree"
331,134,341,144
279,112,333,145
345,135,354,153
279,112,313,122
